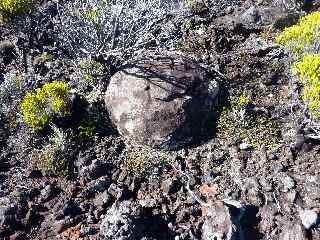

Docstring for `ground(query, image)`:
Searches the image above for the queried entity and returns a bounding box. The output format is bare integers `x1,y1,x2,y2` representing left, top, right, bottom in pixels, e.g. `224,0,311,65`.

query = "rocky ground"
1,0,320,239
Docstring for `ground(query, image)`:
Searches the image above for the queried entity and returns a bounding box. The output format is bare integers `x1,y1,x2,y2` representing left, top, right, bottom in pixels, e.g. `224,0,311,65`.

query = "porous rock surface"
105,52,219,150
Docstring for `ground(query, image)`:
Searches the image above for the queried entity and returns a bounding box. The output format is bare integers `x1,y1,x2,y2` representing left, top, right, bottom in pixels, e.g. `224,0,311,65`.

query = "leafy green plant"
21,81,71,130
0,0,33,23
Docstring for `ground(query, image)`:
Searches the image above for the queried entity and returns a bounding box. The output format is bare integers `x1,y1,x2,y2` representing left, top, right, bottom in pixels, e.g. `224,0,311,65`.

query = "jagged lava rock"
105,52,219,150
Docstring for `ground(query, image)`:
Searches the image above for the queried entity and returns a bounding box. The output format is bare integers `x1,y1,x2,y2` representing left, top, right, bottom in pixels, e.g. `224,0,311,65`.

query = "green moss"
0,0,33,23
294,54,320,118
21,81,71,130
276,11,320,57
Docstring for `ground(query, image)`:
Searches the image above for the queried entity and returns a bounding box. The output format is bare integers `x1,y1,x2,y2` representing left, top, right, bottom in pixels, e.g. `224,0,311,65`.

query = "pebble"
239,142,251,150
299,209,318,229
272,162,284,173
286,190,297,204
282,176,296,192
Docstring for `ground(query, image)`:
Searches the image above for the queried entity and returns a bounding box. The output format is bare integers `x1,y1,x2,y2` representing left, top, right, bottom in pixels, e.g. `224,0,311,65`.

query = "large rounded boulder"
105,52,219,150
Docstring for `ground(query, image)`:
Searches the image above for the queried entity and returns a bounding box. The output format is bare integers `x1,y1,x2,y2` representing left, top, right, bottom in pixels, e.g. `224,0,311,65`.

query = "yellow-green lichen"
21,81,71,130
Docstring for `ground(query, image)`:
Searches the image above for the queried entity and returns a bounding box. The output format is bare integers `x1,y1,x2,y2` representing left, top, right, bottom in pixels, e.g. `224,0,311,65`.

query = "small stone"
272,162,284,173
93,177,111,193
282,176,295,192
206,152,215,161
239,142,251,150
94,191,112,209
225,6,233,14
280,222,307,240
28,170,42,178
202,202,235,240
39,183,58,202
247,188,264,206
63,201,82,217
240,6,260,24
259,177,273,192
100,201,140,240
299,209,318,229
286,190,297,204
9,231,27,240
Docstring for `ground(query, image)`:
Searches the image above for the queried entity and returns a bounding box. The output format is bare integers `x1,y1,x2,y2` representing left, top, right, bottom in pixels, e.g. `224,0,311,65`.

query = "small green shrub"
21,81,71,130
294,54,320,118
125,145,174,177
217,95,281,149
0,0,33,23
237,93,251,107
277,12,320,119
185,0,208,14
79,59,104,84
84,7,101,24
31,126,70,177
38,145,69,177
276,11,320,56
78,119,96,139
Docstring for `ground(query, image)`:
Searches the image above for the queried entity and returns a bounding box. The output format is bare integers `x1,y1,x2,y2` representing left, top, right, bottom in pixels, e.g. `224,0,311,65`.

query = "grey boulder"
105,51,219,150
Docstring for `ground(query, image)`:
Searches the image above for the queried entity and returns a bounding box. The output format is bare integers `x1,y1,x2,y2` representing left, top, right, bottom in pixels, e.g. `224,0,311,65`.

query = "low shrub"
277,11,320,120
276,11,320,56
21,81,71,130
217,95,281,149
294,54,320,118
32,126,71,177
0,0,33,23
79,59,104,84
185,0,209,14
